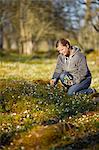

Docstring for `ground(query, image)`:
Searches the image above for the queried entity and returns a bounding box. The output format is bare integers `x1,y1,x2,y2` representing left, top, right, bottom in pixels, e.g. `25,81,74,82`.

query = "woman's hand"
67,80,74,86
50,79,56,86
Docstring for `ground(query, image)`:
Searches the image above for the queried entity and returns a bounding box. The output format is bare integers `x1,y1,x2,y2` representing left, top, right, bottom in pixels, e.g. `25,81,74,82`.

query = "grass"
0,50,99,149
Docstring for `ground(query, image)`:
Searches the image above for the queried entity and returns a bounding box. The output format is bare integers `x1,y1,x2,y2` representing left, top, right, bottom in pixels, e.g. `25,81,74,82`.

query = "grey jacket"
52,46,91,84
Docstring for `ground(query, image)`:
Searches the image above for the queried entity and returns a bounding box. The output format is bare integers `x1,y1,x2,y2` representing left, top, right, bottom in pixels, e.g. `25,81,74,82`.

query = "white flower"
16,125,20,129
27,114,30,118
23,110,28,114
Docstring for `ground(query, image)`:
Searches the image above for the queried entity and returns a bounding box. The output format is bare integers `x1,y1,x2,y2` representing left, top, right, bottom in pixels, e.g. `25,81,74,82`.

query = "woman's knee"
67,90,74,96
67,87,77,96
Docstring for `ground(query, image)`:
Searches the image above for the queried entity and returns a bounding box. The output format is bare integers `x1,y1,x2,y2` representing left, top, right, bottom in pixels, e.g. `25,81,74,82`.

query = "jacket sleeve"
52,55,63,80
74,55,90,84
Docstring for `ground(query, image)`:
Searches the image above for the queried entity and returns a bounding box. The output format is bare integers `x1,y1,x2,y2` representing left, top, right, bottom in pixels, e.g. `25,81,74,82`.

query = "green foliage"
0,79,98,148
0,80,97,118
0,53,99,149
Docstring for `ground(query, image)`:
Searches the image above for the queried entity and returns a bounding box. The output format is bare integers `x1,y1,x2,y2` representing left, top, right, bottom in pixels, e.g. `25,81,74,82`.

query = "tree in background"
0,0,98,55
0,0,20,51
77,0,99,51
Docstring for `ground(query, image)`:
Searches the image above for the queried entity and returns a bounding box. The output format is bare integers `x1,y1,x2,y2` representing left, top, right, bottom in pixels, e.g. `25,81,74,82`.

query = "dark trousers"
59,72,93,96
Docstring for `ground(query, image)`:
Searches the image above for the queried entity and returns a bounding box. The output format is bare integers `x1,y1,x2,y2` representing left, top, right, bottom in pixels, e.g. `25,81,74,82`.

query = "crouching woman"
50,38,96,96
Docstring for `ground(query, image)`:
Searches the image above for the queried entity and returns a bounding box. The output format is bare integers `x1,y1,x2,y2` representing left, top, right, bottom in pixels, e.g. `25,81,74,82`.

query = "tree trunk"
0,24,3,49
19,0,33,55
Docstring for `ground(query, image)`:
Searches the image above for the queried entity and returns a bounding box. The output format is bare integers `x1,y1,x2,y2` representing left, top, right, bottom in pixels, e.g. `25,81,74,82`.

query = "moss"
0,53,99,149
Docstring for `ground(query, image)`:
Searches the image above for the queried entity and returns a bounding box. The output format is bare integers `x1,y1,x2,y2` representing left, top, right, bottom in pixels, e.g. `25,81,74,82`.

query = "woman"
50,38,96,96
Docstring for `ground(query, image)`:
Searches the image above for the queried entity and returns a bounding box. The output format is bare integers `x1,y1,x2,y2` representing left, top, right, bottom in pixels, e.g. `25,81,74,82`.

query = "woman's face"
57,42,70,56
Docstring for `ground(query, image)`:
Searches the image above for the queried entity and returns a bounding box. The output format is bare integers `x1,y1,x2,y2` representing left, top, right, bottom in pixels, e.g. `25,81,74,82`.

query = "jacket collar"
70,46,80,57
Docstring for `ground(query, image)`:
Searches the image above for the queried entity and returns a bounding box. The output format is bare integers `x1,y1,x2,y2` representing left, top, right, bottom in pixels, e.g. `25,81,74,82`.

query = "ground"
0,51,99,150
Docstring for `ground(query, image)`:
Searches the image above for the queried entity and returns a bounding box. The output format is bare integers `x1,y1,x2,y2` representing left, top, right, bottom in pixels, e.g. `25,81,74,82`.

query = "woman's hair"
56,38,71,49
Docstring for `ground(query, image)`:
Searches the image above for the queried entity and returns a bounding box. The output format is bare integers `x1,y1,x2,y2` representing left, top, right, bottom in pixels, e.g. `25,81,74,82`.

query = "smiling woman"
56,39,71,56
50,38,96,96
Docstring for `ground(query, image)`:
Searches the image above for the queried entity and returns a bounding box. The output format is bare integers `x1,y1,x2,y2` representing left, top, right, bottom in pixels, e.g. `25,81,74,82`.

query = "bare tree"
78,0,99,32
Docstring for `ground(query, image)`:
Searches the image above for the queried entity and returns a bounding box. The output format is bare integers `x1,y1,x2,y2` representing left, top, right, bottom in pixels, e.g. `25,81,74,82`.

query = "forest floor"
0,51,99,150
